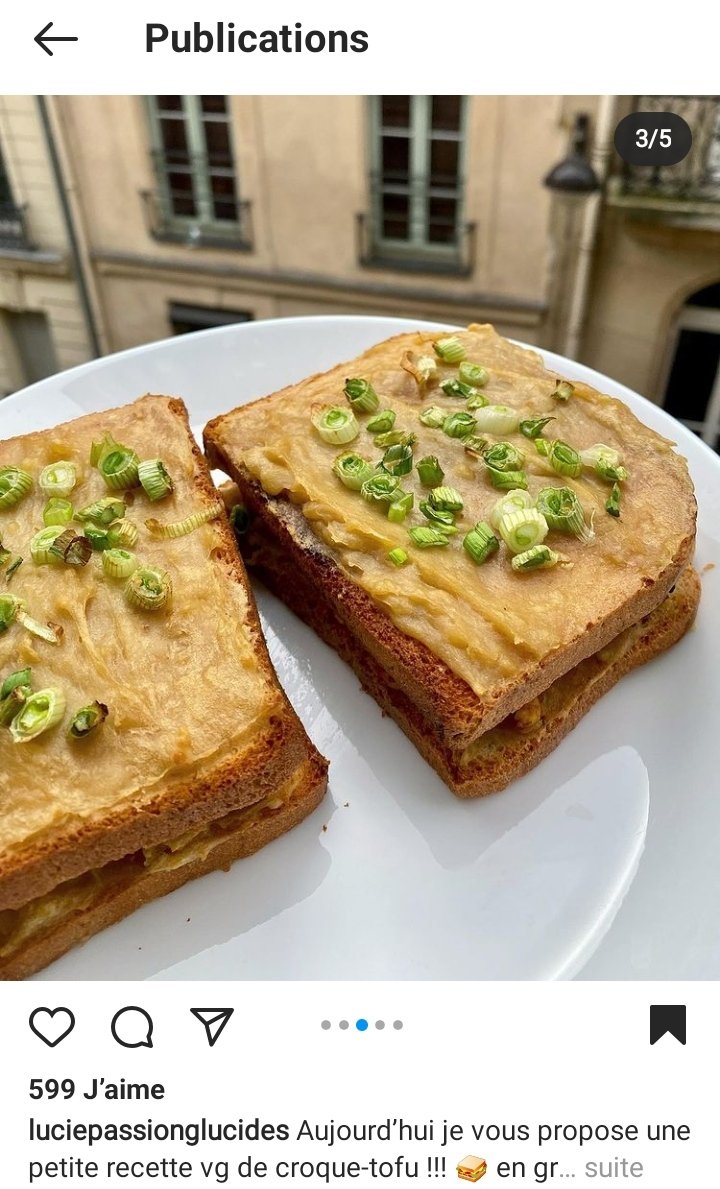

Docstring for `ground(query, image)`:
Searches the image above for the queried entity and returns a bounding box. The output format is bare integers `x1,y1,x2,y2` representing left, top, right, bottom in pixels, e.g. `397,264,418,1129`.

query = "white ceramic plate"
3,316,718,981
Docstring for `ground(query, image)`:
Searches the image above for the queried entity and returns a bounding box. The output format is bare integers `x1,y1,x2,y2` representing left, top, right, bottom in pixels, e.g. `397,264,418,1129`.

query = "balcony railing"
0,201,33,251
357,175,476,276
140,189,254,251
617,96,720,205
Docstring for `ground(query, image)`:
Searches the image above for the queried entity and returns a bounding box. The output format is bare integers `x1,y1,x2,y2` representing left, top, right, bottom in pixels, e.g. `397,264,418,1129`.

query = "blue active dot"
356,1018,368,1031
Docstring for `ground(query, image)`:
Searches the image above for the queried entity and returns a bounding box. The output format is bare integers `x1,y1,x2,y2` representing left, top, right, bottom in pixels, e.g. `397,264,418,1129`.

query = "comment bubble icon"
111,1006,154,1049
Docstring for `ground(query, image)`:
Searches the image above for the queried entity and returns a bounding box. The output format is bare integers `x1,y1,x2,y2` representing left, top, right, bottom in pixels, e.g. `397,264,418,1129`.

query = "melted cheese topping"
213,325,694,699
0,398,277,861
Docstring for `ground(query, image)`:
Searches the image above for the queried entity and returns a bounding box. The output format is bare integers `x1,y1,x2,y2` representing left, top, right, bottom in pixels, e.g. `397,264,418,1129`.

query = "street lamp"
544,114,601,195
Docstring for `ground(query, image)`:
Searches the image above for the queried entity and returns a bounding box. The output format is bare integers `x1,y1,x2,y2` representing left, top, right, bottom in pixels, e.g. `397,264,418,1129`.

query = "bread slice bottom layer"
0,751,327,980
248,528,700,798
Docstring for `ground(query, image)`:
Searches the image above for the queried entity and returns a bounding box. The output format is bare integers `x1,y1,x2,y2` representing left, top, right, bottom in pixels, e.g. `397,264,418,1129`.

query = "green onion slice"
381,438,415,477
546,440,583,479
535,439,551,457
429,485,463,513
39,460,77,498
458,362,488,387
387,548,409,567
31,526,65,565
536,486,594,543
580,443,628,482
463,522,499,565
102,548,139,579
229,504,250,540
366,409,396,434
418,405,447,429
441,379,478,400
84,524,110,551
606,482,621,518
344,378,380,414
489,489,533,530
466,394,489,410
462,435,489,457
433,336,466,364
77,497,126,526
483,442,525,472
511,545,567,572
43,498,74,527
138,458,174,502
48,528,92,567
472,405,521,435
374,429,406,448
408,526,454,548
145,503,222,540
552,380,574,402
360,473,400,506
0,466,33,510
487,467,529,491
401,352,438,389
312,406,360,446
68,700,108,739
5,556,23,582
387,492,413,523
125,567,172,612
443,411,478,439
520,416,555,439
0,593,19,633
16,609,62,644
416,456,444,487
0,538,9,566
1,667,31,699
498,508,549,554
107,519,138,548
9,687,66,743
333,452,375,490
0,685,30,728
420,500,456,527
93,434,140,490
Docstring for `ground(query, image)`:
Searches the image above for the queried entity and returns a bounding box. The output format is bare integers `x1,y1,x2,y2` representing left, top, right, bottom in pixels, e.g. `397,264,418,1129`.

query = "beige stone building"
1,95,719,443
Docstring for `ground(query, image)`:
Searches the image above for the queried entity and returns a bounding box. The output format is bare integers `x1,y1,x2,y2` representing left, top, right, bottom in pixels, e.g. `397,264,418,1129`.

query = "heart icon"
29,1007,76,1047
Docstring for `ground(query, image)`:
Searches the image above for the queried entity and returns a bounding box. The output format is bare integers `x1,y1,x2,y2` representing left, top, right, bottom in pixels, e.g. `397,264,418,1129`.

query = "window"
0,141,26,251
145,97,251,247
366,96,468,269
0,143,12,205
169,303,253,336
663,283,720,451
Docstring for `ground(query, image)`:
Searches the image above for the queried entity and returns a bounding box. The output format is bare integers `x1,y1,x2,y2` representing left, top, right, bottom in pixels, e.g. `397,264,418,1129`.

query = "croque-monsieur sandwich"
204,325,699,799
457,1157,487,1182
0,395,327,979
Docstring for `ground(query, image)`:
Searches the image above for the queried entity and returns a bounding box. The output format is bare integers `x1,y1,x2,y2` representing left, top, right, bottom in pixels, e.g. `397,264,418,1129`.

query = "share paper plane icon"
190,1008,234,1047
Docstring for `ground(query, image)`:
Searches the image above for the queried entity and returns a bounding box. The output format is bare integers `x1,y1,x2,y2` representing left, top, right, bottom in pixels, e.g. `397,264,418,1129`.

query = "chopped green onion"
0,538,9,566
441,379,478,400
429,485,463,513
443,412,478,439
333,452,375,490
401,352,438,389
458,362,488,387
90,432,116,467
77,497,126,526
387,492,414,524
433,336,466,364
9,687,66,743
579,443,629,482
39,460,77,498
416,456,444,487
547,440,583,479
229,504,250,540
606,482,621,518
145,503,222,540
0,685,30,727
466,393,489,410
102,548,138,579
483,442,525,472
107,519,138,549
487,468,528,491
0,466,33,510
68,700,108,740
420,500,456,527
419,406,447,429
535,439,551,457
408,526,454,548
0,593,19,633
489,489,533,530
552,380,574,402
125,567,172,612
381,438,415,477
520,416,555,439
388,548,409,567
312,406,359,446
472,405,521,435
366,409,396,434
374,429,406,448
511,545,566,572
463,522,499,565
16,610,62,644
84,524,110,551
344,378,379,414
535,486,594,543
0,667,30,700
43,497,74,527
5,556,23,582
462,435,489,457
138,458,174,502
48,529,92,568
31,526,65,565
360,473,400,506
498,509,549,554
94,435,140,490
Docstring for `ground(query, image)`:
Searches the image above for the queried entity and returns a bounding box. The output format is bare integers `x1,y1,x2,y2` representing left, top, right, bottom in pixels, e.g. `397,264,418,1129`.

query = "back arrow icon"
34,22,79,56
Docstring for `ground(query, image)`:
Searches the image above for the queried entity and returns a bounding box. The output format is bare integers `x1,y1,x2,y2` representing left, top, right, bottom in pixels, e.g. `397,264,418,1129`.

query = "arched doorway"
661,281,720,450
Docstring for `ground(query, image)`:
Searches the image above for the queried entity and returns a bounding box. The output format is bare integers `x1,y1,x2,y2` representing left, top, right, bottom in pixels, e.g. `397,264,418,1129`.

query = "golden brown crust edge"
203,438,696,750
0,751,328,980
0,396,326,911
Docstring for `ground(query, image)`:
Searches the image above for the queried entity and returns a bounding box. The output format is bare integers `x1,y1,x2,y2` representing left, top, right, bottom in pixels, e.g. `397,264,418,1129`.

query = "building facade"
1,94,719,442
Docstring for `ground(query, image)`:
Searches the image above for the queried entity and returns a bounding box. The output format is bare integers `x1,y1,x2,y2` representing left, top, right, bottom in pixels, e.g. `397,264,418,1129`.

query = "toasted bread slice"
0,396,327,943
204,325,697,790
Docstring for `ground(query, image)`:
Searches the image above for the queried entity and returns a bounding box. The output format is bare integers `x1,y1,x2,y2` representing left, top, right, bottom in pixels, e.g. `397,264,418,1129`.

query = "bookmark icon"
190,1007,234,1047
